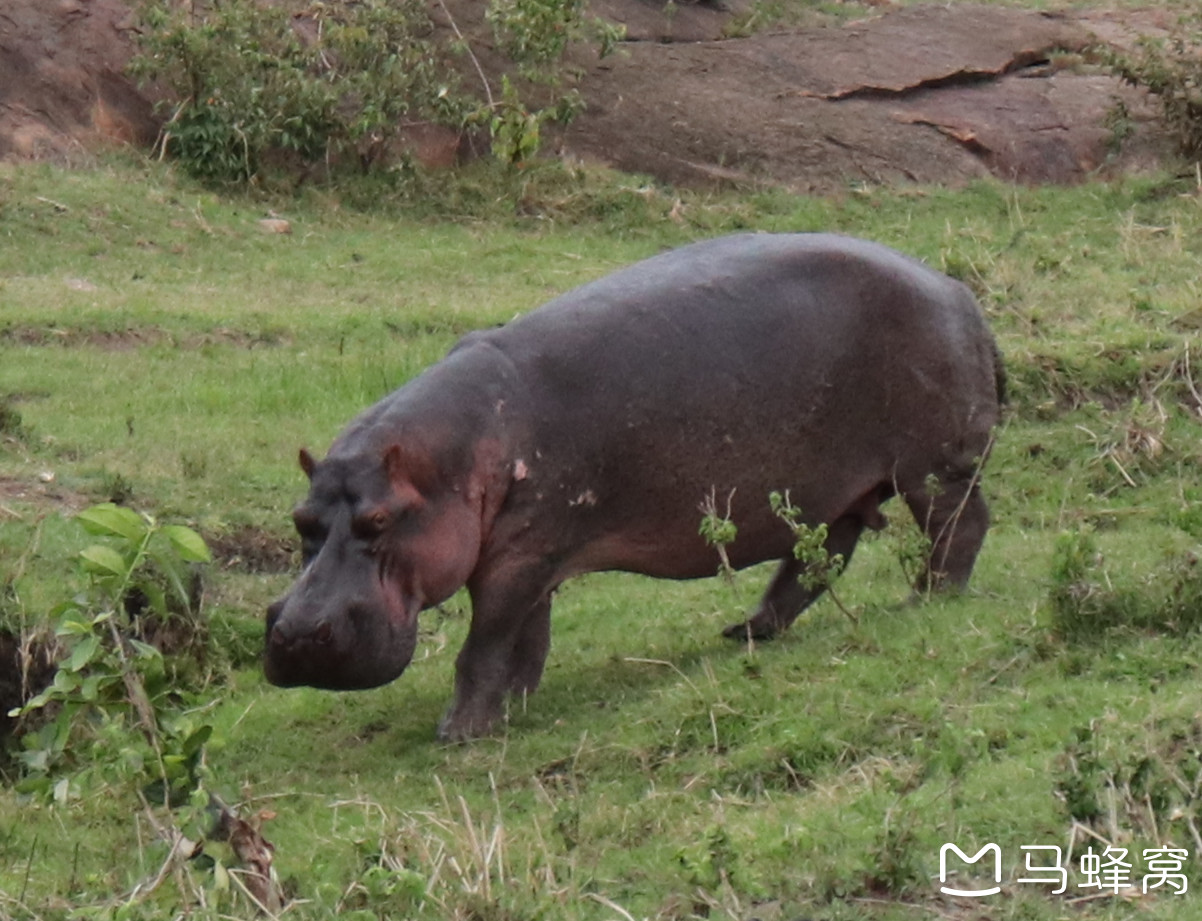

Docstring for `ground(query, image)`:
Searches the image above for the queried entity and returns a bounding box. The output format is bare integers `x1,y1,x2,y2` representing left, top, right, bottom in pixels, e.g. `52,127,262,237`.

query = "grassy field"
3,151,1202,921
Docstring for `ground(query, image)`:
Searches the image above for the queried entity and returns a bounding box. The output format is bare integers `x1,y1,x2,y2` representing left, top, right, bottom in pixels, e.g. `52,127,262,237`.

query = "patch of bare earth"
0,325,289,349
207,525,295,574
0,0,156,162
0,473,90,519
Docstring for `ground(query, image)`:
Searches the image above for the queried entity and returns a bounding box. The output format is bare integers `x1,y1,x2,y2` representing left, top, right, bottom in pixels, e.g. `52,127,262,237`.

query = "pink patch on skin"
381,573,417,631
514,459,529,481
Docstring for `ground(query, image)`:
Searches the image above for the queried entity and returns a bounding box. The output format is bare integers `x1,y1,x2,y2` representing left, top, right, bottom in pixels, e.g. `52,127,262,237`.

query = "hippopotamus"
265,233,1003,740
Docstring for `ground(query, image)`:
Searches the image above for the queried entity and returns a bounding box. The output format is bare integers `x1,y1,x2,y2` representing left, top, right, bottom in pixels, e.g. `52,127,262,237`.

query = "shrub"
10,504,213,797
1106,13,1202,159
130,0,464,183
129,0,621,185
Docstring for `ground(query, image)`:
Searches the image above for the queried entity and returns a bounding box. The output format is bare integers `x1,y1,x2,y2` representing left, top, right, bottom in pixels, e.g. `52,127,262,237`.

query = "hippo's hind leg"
901,472,990,594
723,514,865,641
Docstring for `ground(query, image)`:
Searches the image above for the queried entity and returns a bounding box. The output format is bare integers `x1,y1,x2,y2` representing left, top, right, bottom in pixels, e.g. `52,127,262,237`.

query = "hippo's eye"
351,509,391,540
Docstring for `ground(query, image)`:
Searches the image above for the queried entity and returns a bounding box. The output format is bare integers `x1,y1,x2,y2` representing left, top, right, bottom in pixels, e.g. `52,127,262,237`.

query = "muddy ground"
0,1,1183,191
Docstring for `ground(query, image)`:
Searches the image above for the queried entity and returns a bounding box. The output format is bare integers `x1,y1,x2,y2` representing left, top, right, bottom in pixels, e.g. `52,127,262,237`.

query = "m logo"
939,843,1002,897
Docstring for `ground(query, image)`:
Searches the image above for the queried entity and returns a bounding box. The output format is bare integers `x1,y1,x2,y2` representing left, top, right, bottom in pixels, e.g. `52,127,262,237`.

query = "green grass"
4,154,1202,920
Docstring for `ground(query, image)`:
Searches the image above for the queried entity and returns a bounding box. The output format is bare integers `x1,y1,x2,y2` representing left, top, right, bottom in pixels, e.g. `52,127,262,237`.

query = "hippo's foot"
437,702,505,742
721,616,781,642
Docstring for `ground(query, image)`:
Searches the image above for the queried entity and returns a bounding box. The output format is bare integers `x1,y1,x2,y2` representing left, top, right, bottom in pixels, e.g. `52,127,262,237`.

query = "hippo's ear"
383,443,440,495
298,448,317,480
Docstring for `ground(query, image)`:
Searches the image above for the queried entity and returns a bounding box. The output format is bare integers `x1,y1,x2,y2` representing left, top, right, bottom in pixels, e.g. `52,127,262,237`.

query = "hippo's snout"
263,590,418,691
265,600,333,654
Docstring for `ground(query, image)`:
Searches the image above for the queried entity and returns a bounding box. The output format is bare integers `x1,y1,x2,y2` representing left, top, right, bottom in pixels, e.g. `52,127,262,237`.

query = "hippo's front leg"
437,566,555,741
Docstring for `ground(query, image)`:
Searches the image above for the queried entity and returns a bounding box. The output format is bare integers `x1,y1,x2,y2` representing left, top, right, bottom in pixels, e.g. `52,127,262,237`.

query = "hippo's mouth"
264,595,420,691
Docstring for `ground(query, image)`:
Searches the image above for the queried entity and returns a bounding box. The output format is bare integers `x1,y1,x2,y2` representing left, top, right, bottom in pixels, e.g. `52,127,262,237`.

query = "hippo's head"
265,443,487,690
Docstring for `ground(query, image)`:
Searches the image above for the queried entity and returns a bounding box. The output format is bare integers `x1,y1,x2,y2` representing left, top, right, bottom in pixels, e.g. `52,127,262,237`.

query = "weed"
873,504,933,593
488,0,622,82
864,811,926,896
1104,97,1136,156
770,491,855,624
0,397,25,442
1080,397,1172,490
676,823,739,890
698,487,738,580
130,0,619,185
7,503,281,914
100,471,136,506
1105,12,1202,158
1054,713,1202,892
11,505,212,785
179,450,207,481
1049,528,1202,640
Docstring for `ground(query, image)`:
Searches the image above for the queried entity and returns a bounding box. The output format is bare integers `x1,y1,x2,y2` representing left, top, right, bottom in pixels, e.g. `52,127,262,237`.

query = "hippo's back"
483,233,997,441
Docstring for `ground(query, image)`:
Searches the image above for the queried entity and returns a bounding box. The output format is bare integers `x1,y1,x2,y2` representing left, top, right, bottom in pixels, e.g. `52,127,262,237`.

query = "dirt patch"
0,324,289,350
0,473,91,519
588,0,753,43
1,324,171,350
0,0,157,162
207,525,296,574
0,0,1179,191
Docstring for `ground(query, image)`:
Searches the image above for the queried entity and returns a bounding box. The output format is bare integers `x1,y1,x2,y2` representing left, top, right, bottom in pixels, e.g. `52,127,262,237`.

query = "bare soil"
207,525,296,574
0,0,156,162
0,0,1181,190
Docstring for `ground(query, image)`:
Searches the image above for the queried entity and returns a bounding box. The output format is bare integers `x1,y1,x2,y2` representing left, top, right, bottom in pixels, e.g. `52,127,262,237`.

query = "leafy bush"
488,0,622,81
1106,13,1202,158
130,0,465,183
7,504,282,913
11,504,213,799
129,0,621,184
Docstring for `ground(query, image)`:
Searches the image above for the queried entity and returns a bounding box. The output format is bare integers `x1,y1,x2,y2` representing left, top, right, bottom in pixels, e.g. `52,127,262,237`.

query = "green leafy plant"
483,76,567,167
488,0,623,82
130,0,468,184
130,0,621,184
7,504,284,912
1105,13,1202,158
770,491,855,624
699,488,739,580
699,490,855,619
11,503,212,801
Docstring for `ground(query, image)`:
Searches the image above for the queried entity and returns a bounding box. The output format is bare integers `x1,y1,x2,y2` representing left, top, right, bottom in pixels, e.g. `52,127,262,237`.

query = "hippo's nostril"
269,624,291,649
266,600,285,633
314,621,333,645
267,606,294,650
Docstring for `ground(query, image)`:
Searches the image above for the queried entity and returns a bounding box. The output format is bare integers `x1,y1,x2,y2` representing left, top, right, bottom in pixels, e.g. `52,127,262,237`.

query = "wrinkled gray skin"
265,233,1004,740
